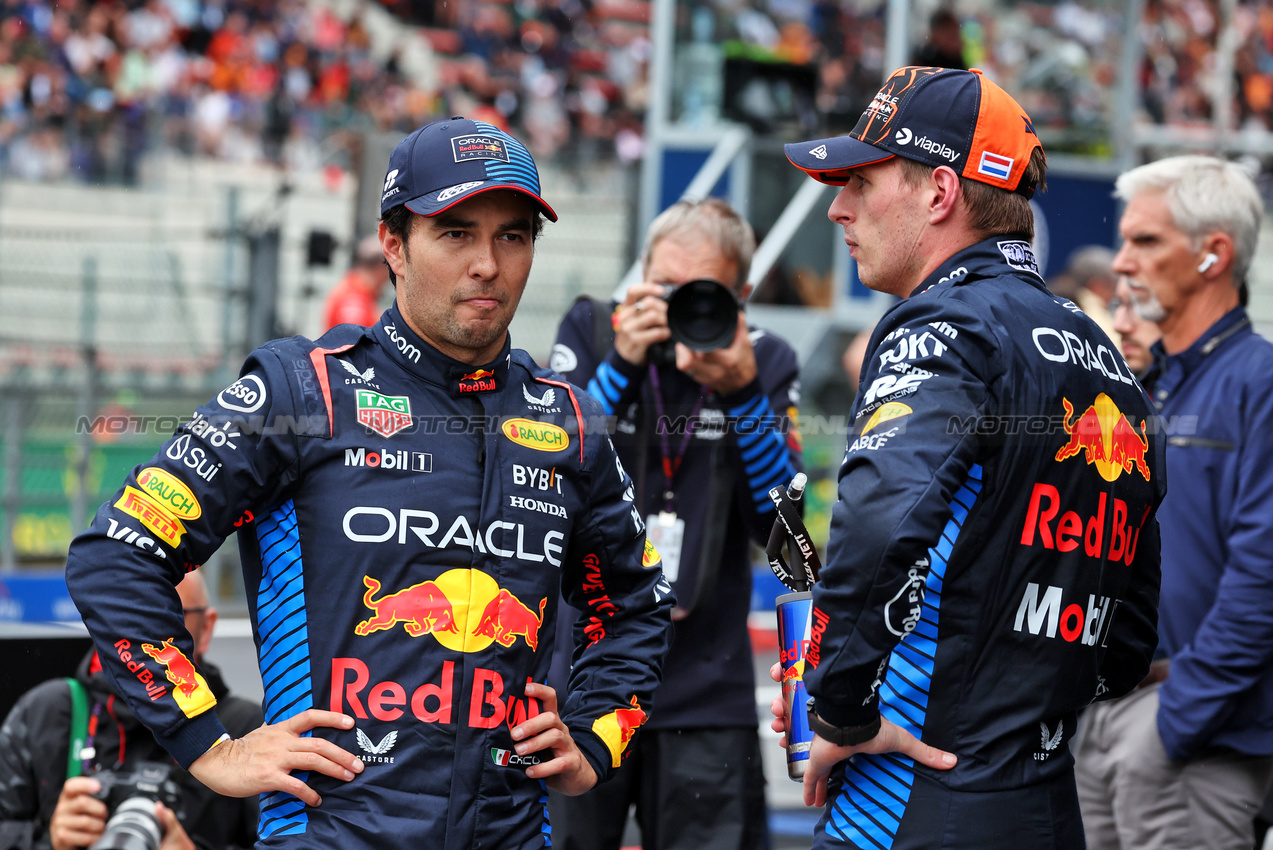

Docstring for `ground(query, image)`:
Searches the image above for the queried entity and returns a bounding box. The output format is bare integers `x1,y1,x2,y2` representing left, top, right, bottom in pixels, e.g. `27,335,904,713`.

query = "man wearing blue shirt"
1074,155,1273,850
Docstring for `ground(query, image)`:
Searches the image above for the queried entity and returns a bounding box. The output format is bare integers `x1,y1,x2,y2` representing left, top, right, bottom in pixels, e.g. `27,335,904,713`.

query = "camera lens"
665,279,740,352
91,796,163,850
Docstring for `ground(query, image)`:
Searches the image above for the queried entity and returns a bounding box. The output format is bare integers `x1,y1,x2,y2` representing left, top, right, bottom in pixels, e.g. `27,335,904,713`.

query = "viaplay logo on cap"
452,135,510,164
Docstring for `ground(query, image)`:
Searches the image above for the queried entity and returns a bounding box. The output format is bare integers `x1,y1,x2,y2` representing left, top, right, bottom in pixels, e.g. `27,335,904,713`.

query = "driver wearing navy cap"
769,67,1165,849
64,116,674,850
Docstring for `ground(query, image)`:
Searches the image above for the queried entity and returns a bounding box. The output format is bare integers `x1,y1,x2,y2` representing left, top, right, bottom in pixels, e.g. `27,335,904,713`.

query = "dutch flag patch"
978,151,1014,181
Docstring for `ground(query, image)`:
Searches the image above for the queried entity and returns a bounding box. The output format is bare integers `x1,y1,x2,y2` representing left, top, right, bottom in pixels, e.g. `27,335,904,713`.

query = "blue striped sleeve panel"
824,464,983,850
255,500,314,839
586,360,628,416
727,393,798,511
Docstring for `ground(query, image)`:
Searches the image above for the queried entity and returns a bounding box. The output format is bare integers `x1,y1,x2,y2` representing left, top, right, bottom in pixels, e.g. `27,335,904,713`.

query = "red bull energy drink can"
776,590,814,780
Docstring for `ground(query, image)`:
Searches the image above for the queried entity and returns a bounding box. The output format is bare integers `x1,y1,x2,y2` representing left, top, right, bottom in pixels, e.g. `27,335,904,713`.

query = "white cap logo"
383,169,399,192
809,145,828,160
895,128,913,145
437,181,484,203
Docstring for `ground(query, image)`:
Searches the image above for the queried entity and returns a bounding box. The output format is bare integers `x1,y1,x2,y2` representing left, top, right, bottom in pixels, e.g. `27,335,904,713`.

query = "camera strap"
647,364,705,512
64,678,89,780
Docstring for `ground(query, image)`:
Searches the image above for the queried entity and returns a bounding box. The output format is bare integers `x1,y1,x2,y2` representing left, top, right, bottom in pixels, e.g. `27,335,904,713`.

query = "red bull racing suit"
805,237,1165,849
64,305,675,849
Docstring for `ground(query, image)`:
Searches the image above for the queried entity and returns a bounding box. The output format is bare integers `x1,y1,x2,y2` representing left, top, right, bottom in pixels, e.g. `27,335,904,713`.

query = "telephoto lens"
90,796,164,850
664,279,741,352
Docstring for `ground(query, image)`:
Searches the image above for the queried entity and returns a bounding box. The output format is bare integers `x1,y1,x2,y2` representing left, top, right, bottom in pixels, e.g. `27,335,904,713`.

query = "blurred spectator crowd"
3,0,1273,186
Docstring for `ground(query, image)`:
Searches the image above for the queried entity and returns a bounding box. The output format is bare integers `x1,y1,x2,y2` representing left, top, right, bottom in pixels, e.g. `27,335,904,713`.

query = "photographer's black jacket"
0,651,261,850
549,298,802,728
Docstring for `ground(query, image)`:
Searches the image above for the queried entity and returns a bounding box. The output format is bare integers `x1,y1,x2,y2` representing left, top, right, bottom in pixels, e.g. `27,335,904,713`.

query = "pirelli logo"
115,486,186,548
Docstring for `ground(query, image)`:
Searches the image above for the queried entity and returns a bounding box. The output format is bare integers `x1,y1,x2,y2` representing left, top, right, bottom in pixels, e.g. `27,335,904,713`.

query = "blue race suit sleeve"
1157,378,1273,760
557,390,675,781
65,347,306,768
719,335,803,546
805,294,994,729
552,298,646,417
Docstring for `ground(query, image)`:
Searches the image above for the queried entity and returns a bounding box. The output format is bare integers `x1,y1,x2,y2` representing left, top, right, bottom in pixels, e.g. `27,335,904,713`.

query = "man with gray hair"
546,197,802,849
1074,155,1273,849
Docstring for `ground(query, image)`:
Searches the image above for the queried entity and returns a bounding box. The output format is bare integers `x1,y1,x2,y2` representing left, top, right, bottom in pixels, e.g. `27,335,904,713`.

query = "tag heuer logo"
356,389,412,438
809,144,828,160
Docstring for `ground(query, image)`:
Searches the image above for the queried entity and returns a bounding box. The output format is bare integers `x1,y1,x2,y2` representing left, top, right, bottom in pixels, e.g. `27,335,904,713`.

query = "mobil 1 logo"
346,447,432,473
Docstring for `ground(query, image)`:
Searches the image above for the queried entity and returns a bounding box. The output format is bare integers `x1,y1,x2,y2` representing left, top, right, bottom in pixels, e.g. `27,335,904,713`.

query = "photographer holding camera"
546,197,802,850
0,571,261,850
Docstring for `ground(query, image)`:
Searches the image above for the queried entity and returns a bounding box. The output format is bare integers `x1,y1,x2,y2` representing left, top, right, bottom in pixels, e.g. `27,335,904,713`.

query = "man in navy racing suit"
64,117,675,850
772,66,1165,849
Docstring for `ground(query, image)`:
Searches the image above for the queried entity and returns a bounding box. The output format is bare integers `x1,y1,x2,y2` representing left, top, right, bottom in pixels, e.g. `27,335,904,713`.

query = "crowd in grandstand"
0,0,1268,184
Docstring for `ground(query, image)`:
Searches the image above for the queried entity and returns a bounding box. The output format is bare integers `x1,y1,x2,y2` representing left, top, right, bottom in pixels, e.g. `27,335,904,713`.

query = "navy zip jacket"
806,237,1164,846
64,306,674,850
1142,307,1273,761
548,298,801,728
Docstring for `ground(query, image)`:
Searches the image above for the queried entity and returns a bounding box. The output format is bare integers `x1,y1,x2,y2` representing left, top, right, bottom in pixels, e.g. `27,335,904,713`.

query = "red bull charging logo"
141,637,217,718
591,695,647,768
357,569,546,654
1055,394,1151,482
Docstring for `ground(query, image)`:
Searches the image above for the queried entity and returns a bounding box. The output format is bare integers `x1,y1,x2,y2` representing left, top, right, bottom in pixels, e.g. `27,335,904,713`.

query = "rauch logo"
502,418,568,452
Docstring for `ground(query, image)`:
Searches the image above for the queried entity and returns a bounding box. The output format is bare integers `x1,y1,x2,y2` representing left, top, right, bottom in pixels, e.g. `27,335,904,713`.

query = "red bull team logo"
356,389,413,438
592,695,647,767
474,589,547,651
458,369,497,394
452,135,510,163
1056,394,1151,482
141,638,217,718
356,576,460,638
356,568,545,654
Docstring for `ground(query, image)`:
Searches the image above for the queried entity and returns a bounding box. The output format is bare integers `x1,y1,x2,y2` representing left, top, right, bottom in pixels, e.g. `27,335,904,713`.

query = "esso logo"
217,375,267,413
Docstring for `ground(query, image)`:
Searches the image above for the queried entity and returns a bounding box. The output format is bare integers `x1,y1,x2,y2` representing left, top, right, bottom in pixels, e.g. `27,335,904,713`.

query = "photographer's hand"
676,312,757,396
615,283,671,366
188,709,363,807
156,802,196,850
49,776,107,850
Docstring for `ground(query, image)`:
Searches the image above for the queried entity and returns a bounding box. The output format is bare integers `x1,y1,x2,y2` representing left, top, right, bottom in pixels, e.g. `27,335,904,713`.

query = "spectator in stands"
912,7,966,70
1106,276,1161,379
0,570,262,850
1073,155,1273,850
323,234,389,330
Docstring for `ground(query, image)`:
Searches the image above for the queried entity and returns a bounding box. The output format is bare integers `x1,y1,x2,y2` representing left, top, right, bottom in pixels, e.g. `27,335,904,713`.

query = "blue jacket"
809,235,1165,810
547,299,801,728
1143,307,1273,761
64,306,674,849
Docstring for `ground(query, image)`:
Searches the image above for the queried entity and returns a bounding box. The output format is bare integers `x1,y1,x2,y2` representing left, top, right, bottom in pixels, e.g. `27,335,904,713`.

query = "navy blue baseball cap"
380,117,558,221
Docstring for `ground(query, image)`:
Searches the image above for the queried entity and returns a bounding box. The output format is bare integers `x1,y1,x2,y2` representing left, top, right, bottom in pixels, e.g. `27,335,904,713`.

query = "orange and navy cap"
381,116,558,221
784,66,1043,198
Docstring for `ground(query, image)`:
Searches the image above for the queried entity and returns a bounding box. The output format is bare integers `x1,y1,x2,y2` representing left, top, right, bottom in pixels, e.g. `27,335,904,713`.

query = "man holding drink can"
770,66,1165,849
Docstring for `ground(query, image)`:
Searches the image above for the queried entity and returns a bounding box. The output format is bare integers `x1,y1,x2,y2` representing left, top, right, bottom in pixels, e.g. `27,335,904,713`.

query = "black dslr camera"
89,761,184,850
647,278,742,367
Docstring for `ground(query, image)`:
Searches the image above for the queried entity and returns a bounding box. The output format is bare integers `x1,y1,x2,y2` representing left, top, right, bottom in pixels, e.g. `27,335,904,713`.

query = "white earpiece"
1198,253,1219,273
